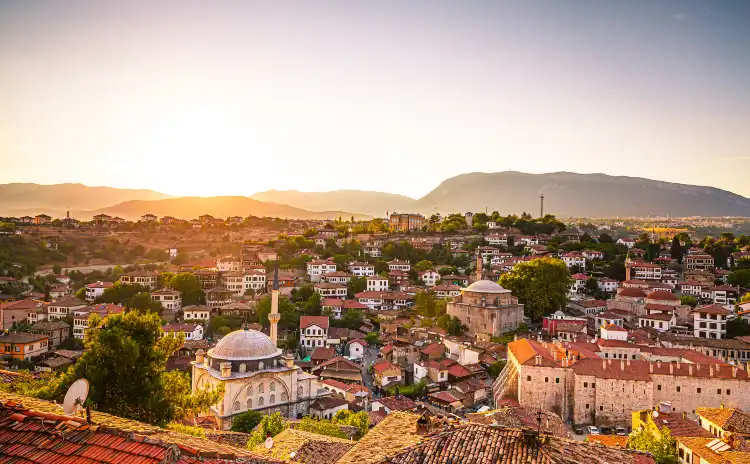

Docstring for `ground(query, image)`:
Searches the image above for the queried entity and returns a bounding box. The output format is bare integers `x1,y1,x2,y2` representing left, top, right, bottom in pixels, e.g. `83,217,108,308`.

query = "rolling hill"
0,183,171,217
250,189,417,217
79,196,369,221
415,172,750,217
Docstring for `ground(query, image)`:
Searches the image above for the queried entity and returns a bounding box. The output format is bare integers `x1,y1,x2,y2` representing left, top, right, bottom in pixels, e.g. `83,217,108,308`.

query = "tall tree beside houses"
670,236,682,262
499,257,572,320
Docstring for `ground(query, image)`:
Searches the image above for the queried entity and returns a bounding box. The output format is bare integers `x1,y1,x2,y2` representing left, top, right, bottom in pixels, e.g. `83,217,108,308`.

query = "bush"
231,410,263,433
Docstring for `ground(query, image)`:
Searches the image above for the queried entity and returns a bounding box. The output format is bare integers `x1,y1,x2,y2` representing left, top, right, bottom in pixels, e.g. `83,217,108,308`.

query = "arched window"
270,383,276,392
258,383,264,394
258,361,264,370
270,394,275,404
247,384,253,396
247,398,252,409
281,392,288,402
258,397,264,406
233,401,240,412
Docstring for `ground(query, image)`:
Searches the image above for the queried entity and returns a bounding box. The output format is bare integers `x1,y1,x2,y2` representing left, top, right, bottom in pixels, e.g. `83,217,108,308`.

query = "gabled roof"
300,315,330,329
377,423,656,464
310,346,336,360
696,407,750,433
315,356,361,371
0,393,274,463
374,395,416,412
372,359,401,374
336,412,423,464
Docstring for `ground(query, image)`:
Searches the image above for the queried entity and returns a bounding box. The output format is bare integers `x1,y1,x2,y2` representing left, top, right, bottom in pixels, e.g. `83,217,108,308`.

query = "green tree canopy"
627,427,678,464
728,269,750,288
231,410,263,433
332,410,370,438
246,413,288,448
499,257,572,320
127,292,163,313
414,260,434,272
295,416,347,439
165,272,205,306
680,295,698,308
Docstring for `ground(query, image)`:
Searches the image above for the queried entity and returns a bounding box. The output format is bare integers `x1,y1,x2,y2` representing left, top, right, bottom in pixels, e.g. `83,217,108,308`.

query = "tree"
584,277,599,296
728,269,750,288
347,276,367,298
365,332,382,346
727,318,750,338
165,273,205,306
231,410,263,433
127,292,163,313
499,257,572,320
333,410,370,438
256,295,298,330
414,260,434,272
246,413,287,448
333,309,364,330
436,314,465,336
487,360,507,378
295,416,347,439
52,264,62,275
627,427,678,464
598,233,614,243
670,236,682,262
5,312,224,426
679,295,698,308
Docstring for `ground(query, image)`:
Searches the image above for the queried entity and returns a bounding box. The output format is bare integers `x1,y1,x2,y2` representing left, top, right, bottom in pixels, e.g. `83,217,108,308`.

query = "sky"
0,0,749,199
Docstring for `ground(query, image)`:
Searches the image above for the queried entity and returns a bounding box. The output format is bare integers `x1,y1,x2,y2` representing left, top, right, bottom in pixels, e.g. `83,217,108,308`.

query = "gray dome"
464,280,510,294
208,329,282,361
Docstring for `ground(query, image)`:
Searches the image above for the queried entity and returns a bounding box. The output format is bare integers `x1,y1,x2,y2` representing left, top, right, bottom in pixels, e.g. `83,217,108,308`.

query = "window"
269,394,275,404
697,388,702,394
527,376,531,381
727,389,731,395
677,386,681,392
585,404,589,409
258,397,264,406
556,378,560,384
600,406,604,411
657,385,661,391
584,382,588,388
592,383,596,389
717,389,722,394
545,377,549,383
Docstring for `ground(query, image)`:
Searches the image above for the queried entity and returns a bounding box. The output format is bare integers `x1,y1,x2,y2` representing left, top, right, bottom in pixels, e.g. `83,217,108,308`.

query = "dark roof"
0,333,48,344
374,395,417,412
29,320,71,331
310,397,350,411
378,424,656,464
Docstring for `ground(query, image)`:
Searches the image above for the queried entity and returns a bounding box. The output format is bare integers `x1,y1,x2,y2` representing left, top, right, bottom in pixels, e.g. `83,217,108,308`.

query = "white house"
476,247,502,264
431,284,461,299
617,237,638,248
692,304,729,339
307,259,337,282
321,272,353,285
629,262,662,280
570,273,589,294
45,297,87,321
597,277,618,293
387,260,411,272
418,270,441,287
163,323,203,341
363,244,382,258
150,289,182,311
347,338,368,360
300,315,329,349
84,281,113,302
313,283,348,299
560,252,586,269
183,305,210,321
217,257,241,273
638,312,676,332
348,262,375,277
582,250,604,261
486,234,509,247
366,276,390,292
243,270,266,294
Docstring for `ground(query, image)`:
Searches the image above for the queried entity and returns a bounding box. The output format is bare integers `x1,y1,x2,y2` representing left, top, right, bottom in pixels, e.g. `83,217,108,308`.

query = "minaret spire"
269,259,281,346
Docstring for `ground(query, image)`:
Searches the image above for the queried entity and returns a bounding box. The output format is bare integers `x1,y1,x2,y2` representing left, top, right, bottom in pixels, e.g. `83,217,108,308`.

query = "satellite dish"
264,437,274,449
652,410,659,418
63,379,89,415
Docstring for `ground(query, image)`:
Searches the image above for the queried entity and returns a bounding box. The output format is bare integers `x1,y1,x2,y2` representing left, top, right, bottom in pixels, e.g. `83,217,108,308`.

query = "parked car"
615,427,627,436
600,426,612,435
587,426,601,435
573,425,584,435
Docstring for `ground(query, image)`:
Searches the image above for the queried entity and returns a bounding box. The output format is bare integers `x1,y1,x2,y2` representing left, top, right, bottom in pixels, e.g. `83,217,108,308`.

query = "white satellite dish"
63,379,89,415
652,410,659,418
264,437,274,449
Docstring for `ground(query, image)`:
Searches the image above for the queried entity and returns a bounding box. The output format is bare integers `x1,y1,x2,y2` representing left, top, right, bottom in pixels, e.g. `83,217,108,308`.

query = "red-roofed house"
693,304,730,339
300,315,330,349
371,359,403,388
346,338,368,360
321,298,368,319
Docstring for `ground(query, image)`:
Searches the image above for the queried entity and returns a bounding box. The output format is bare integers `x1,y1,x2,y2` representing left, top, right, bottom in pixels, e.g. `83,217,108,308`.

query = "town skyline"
1,1,749,198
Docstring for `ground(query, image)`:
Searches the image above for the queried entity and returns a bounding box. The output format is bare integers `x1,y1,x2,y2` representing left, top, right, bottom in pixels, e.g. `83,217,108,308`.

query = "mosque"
191,263,321,429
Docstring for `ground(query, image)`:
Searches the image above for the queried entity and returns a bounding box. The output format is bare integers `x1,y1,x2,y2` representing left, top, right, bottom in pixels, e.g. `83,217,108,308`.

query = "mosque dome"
464,280,511,294
209,328,282,361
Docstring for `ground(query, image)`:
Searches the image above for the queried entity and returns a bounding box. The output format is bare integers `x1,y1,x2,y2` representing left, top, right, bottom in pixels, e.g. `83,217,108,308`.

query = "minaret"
269,260,281,346
540,194,544,219
624,250,632,281
475,253,483,282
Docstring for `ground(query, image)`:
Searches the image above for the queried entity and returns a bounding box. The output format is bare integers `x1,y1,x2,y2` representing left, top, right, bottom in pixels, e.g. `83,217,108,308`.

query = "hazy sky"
1,0,749,198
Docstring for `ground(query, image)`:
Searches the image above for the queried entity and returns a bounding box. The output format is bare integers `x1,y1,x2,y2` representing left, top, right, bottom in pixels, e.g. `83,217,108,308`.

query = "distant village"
2,208,750,463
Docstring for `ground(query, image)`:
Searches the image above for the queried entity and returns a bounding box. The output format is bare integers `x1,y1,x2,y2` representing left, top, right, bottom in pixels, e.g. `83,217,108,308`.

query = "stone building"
494,337,750,427
446,280,524,337
190,329,320,429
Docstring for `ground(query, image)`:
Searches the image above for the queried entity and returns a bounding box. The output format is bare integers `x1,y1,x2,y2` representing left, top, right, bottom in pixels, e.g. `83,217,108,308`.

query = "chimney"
649,362,654,373
688,364,693,375
669,363,674,374
607,358,612,366
710,365,714,377
682,412,687,420
620,360,625,371
602,359,607,369
284,352,295,368
733,367,738,378
195,349,205,364
220,362,232,378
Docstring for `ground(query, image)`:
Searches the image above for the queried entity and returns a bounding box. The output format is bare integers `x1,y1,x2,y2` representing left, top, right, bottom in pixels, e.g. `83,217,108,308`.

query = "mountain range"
3,172,750,220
